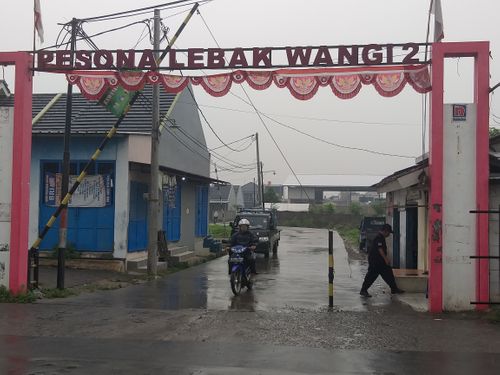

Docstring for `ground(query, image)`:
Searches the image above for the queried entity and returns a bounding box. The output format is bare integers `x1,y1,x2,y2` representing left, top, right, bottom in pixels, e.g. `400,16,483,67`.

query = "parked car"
230,209,280,258
359,216,386,252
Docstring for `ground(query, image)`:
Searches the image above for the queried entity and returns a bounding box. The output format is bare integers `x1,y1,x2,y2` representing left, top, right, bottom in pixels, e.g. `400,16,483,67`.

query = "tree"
349,202,362,216
490,127,500,138
370,201,385,216
264,187,280,203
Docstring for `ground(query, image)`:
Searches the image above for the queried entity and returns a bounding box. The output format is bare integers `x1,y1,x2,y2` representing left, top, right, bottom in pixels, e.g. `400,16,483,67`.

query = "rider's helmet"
238,218,250,227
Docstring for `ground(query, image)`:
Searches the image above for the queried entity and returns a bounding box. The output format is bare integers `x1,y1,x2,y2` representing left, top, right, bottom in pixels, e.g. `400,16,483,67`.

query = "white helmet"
238,218,250,227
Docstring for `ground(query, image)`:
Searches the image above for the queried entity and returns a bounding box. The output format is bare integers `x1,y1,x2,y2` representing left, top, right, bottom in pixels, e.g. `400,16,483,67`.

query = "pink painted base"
0,52,33,293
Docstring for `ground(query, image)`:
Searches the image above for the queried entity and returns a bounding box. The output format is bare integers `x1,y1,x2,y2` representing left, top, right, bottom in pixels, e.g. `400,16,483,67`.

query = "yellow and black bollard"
328,229,334,308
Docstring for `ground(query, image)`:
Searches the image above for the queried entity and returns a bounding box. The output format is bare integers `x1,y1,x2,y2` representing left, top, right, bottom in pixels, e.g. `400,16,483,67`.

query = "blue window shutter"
164,182,181,242
195,185,208,237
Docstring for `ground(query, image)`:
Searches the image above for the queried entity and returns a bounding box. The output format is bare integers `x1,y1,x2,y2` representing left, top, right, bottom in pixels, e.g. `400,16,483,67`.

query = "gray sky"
1,0,499,186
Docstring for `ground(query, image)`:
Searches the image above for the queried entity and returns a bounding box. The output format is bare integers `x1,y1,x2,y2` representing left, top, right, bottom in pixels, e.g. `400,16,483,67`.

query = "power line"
209,134,255,151
72,23,251,175
81,0,208,23
197,10,311,200
179,74,242,152
178,100,421,127
137,92,257,171
229,91,416,159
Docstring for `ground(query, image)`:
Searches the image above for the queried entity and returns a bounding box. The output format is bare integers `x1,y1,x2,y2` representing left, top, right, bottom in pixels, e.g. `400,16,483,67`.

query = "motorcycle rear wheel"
230,269,243,295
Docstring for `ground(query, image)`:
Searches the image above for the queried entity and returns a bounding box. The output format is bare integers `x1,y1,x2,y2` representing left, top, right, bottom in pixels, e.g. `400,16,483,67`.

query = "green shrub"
209,224,231,238
349,202,362,216
0,286,36,303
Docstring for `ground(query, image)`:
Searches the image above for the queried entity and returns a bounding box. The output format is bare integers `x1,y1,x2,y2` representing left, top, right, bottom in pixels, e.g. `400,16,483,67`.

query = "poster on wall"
44,173,112,207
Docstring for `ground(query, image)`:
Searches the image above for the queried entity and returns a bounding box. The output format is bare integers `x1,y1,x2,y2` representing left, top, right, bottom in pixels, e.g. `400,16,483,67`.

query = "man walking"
360,223,405,297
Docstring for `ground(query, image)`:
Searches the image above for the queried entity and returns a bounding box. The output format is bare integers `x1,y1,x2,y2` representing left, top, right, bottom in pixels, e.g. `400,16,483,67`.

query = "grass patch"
485,309,500,324
209,223,231,239
40,288,76,299
335,225,360,248
0,286,37,303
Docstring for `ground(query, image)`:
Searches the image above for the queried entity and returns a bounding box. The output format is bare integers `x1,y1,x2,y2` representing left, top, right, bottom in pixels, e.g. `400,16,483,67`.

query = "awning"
66,65,431,102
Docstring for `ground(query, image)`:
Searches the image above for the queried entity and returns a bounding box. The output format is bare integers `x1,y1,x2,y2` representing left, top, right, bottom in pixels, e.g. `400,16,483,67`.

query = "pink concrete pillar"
429,42,490,312
0,52,33,293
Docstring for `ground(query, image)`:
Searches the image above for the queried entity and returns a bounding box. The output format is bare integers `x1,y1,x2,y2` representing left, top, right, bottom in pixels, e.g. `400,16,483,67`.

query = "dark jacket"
369,232,387,264
230,230,258,247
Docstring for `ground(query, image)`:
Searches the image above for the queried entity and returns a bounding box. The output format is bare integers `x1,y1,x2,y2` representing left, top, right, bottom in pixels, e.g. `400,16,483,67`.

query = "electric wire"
209,134,255,151
71,22,253,173
228,91,416,159
136,93,256,171
178,101,421,127
81,0,210,23
197,10,311,200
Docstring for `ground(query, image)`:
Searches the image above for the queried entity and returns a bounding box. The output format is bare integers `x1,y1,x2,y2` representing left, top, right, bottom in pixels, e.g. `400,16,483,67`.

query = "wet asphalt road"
46,227,393,312
1,227,500,374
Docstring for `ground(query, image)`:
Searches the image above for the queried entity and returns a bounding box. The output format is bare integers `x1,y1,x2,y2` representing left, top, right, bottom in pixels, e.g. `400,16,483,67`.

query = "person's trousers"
361,261,398,291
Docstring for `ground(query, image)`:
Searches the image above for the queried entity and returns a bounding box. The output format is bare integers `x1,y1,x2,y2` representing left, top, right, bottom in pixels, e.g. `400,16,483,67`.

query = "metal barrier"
328,230,334,308
27,249,39,289
470,207,500,305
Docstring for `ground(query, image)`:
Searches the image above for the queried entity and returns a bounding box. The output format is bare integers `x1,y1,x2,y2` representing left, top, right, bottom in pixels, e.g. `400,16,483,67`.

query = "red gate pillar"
429,42,490,312
0,52,33,293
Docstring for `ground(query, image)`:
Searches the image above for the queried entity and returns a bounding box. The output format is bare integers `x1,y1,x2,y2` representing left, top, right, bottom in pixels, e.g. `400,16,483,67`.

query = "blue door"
392,209,400,268
405,207,418,269
163,183,181,242
128,181,149,252
39,161,115,252
195,185,209,237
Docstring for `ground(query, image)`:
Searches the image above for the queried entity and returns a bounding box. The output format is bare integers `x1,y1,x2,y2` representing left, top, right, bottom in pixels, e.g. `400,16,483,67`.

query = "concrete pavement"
1,227,499,374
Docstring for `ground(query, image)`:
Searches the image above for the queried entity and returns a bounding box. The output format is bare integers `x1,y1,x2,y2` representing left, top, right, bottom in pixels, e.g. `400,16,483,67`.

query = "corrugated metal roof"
283,174,386,188
0,86,175,135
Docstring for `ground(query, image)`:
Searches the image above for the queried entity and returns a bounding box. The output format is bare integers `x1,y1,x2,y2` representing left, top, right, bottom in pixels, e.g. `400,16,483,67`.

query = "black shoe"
360,290,372,297
391,288,405,294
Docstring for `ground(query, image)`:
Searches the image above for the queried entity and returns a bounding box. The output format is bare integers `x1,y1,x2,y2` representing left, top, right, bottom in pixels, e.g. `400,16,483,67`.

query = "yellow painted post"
328,229,334,307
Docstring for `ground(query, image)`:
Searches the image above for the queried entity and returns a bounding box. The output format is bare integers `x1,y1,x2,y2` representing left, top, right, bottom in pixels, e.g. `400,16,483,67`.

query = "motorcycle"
228,245,253,295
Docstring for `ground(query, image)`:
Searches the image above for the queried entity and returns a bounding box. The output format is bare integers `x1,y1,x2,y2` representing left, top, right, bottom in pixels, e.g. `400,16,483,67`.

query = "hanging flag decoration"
66,65,431,102
34,0,44,43
431,0,445,42
99,86,135,117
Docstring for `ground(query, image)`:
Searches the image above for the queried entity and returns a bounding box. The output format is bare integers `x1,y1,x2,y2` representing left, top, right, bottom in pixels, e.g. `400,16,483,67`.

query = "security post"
328,229,334,308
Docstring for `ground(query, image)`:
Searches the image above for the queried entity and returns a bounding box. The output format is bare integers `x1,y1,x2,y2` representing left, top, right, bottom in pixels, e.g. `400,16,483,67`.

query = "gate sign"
452,104,467,122
36,43,428,71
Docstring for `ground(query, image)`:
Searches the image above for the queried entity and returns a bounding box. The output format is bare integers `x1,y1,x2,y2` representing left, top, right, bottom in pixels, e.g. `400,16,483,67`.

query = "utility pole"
253,177,256,207
255,132,262,209
147,9,161,276
57,18,77,289
260,161,265,210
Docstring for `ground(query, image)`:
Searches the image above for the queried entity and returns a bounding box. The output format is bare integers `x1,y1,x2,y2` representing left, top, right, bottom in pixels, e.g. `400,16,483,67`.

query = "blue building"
26,86,216,267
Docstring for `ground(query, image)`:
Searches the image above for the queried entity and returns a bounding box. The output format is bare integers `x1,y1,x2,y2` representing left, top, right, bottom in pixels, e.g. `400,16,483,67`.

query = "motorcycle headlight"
259,236,269,242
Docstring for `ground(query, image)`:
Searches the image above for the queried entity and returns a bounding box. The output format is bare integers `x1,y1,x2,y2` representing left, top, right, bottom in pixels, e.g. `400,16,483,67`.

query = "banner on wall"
44,173,112,207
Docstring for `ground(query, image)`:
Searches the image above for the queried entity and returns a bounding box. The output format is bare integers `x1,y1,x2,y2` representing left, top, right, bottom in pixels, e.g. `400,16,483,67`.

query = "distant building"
209,184,243,222
282,174,384,204
241,181,259,208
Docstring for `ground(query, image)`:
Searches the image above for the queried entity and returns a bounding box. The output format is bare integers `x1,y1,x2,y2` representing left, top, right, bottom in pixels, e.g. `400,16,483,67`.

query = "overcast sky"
1,0,499,186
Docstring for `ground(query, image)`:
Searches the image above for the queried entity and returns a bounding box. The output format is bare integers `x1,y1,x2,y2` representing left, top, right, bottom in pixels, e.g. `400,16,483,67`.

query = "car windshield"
240,215,269,229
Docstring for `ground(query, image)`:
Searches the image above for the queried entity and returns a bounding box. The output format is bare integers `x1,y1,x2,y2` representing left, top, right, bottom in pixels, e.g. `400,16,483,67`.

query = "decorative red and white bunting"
66,65,431,101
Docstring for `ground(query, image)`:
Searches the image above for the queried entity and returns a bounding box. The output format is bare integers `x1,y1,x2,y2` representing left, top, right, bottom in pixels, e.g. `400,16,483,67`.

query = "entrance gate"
1,38,492,312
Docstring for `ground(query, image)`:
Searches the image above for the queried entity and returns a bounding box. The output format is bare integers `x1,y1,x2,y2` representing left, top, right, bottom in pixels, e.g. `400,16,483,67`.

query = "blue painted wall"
32,136,121,252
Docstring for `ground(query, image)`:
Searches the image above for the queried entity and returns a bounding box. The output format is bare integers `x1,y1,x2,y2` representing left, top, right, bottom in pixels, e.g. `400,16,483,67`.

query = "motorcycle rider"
228,218,258,274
